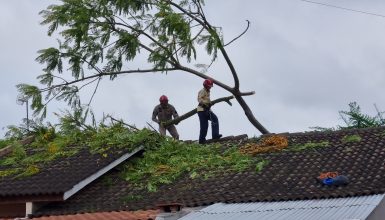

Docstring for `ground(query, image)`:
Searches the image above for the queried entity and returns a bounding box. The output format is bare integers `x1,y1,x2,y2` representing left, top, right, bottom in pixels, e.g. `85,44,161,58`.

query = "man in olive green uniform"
152,95,179,140
197,79,221,144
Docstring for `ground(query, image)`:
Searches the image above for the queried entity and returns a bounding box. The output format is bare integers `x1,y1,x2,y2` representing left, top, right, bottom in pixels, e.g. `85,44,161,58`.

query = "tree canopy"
18,0,269,134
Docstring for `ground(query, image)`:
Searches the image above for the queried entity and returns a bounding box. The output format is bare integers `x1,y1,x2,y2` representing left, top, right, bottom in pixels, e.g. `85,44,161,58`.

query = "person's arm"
171,105,179,118
152,107,159,123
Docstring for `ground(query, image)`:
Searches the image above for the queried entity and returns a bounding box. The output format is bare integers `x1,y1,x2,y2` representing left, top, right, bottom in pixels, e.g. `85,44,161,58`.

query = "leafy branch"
18,0,269,134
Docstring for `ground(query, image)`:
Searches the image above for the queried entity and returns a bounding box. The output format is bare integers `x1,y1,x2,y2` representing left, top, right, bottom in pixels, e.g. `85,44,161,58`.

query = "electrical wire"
299,0,385,18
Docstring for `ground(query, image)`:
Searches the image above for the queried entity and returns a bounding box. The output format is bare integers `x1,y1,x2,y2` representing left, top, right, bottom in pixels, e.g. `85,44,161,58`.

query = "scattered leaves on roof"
0,123,158,178
239,135,288,155
341,134,362,143
121,139,265,192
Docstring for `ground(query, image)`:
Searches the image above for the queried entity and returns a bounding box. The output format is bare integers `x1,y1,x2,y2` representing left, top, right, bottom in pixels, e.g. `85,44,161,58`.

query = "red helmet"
159,95,168,103
203,79,214,88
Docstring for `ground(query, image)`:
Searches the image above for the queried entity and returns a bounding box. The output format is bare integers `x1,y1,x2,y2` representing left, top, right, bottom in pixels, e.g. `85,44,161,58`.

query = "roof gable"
0,144,143,202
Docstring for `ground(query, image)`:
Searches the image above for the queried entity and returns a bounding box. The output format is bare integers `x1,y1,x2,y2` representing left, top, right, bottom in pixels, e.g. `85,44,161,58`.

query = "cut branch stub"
162,95,234,127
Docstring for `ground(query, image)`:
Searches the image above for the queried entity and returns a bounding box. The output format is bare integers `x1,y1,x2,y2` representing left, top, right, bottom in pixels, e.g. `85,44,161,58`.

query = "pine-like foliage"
312,102,385,131
338,102,385,129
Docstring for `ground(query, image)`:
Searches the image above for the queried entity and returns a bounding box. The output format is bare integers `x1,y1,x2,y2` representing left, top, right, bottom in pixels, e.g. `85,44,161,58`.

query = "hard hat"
203,79,214,88
159,95,168,103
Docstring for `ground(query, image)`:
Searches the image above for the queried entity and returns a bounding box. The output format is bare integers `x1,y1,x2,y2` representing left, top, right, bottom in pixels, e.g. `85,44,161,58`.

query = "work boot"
199,138,206,144
213,134,222,140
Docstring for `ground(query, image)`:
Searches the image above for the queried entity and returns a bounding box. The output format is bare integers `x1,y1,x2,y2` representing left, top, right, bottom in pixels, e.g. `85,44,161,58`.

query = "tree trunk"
234,94,270,134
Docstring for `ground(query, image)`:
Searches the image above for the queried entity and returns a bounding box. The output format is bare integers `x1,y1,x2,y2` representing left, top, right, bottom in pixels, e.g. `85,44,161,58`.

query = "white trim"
63,146,144,200
25,202,33,217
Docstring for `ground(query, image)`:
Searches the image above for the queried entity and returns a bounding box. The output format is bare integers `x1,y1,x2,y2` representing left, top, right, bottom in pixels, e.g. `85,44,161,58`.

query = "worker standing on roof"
197,79,222,144
152,95,179,140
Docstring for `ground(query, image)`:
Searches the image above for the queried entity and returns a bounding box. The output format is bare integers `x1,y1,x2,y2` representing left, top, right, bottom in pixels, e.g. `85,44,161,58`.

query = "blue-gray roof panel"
180,194,385,220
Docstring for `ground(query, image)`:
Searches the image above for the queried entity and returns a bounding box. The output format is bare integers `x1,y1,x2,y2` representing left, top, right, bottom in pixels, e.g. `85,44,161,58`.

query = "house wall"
367,196,385,220
0,203,25,218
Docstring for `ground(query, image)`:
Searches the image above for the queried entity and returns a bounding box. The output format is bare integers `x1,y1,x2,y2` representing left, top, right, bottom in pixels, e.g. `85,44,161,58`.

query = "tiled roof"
33,126,385,216
0,145,143,200
31,210,159,220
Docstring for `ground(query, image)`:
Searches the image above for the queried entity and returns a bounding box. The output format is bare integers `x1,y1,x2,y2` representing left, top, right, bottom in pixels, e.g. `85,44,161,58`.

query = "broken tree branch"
163,95,234,127
108,116,139,131
146,122,159,133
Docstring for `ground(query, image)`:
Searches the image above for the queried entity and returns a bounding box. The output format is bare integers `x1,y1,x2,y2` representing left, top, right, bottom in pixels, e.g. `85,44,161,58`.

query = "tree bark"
233,94,269,134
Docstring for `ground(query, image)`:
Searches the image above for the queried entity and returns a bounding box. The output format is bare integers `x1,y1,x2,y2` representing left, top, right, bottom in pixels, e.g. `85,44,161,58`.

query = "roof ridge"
265,126,385,137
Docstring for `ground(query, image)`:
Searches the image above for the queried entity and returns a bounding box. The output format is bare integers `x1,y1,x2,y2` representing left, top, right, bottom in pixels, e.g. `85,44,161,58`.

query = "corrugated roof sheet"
179,194,385,220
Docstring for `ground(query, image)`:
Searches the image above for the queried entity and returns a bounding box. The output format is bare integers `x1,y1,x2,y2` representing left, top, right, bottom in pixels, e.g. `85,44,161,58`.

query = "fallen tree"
18,0,270,134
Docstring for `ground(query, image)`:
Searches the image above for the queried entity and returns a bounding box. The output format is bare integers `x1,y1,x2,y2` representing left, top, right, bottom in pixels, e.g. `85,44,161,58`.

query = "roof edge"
63,146,144,200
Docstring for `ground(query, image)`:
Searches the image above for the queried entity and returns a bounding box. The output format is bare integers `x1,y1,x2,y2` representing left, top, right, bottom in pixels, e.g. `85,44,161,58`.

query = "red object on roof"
31,210,159,220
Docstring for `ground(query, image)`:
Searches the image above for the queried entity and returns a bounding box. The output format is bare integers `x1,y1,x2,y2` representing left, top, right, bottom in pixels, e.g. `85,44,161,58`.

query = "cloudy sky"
1,0,385,140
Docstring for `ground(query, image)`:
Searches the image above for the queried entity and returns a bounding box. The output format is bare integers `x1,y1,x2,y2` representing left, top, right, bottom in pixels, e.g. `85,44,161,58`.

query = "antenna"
17,94,29,132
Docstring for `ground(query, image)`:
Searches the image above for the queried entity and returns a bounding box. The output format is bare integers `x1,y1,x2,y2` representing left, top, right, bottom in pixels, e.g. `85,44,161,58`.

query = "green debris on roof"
121,139,264,192
0,123,158,178
288,141,330,152
0,120,266,186
341,134,362,143
0,139,12,149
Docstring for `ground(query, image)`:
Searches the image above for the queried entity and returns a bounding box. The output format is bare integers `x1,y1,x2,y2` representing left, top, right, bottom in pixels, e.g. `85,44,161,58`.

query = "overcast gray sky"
1,0,385,140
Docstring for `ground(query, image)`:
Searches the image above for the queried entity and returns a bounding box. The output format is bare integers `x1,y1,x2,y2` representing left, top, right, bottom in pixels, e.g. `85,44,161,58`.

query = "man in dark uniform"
152,95,179,140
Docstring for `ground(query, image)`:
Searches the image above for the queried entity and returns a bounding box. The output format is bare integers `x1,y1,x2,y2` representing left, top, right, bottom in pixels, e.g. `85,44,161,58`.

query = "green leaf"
36,47,62,73
115,32,140,61
16,84,44,115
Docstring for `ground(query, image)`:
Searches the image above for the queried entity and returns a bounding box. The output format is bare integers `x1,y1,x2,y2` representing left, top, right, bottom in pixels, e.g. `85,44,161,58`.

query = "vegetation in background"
341,134,362,143
339,102,385,129
313,102,385,131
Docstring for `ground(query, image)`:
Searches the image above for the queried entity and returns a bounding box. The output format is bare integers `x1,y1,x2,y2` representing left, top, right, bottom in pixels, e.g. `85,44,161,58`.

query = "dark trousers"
198,110,219,144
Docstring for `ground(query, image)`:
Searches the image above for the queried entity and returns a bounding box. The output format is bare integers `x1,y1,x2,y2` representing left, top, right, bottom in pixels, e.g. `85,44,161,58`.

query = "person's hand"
204,103,211,110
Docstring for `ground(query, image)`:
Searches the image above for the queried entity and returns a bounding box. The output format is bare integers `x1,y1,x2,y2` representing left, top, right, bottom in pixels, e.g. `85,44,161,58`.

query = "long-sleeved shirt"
197,88,210,112
152,104,179,123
